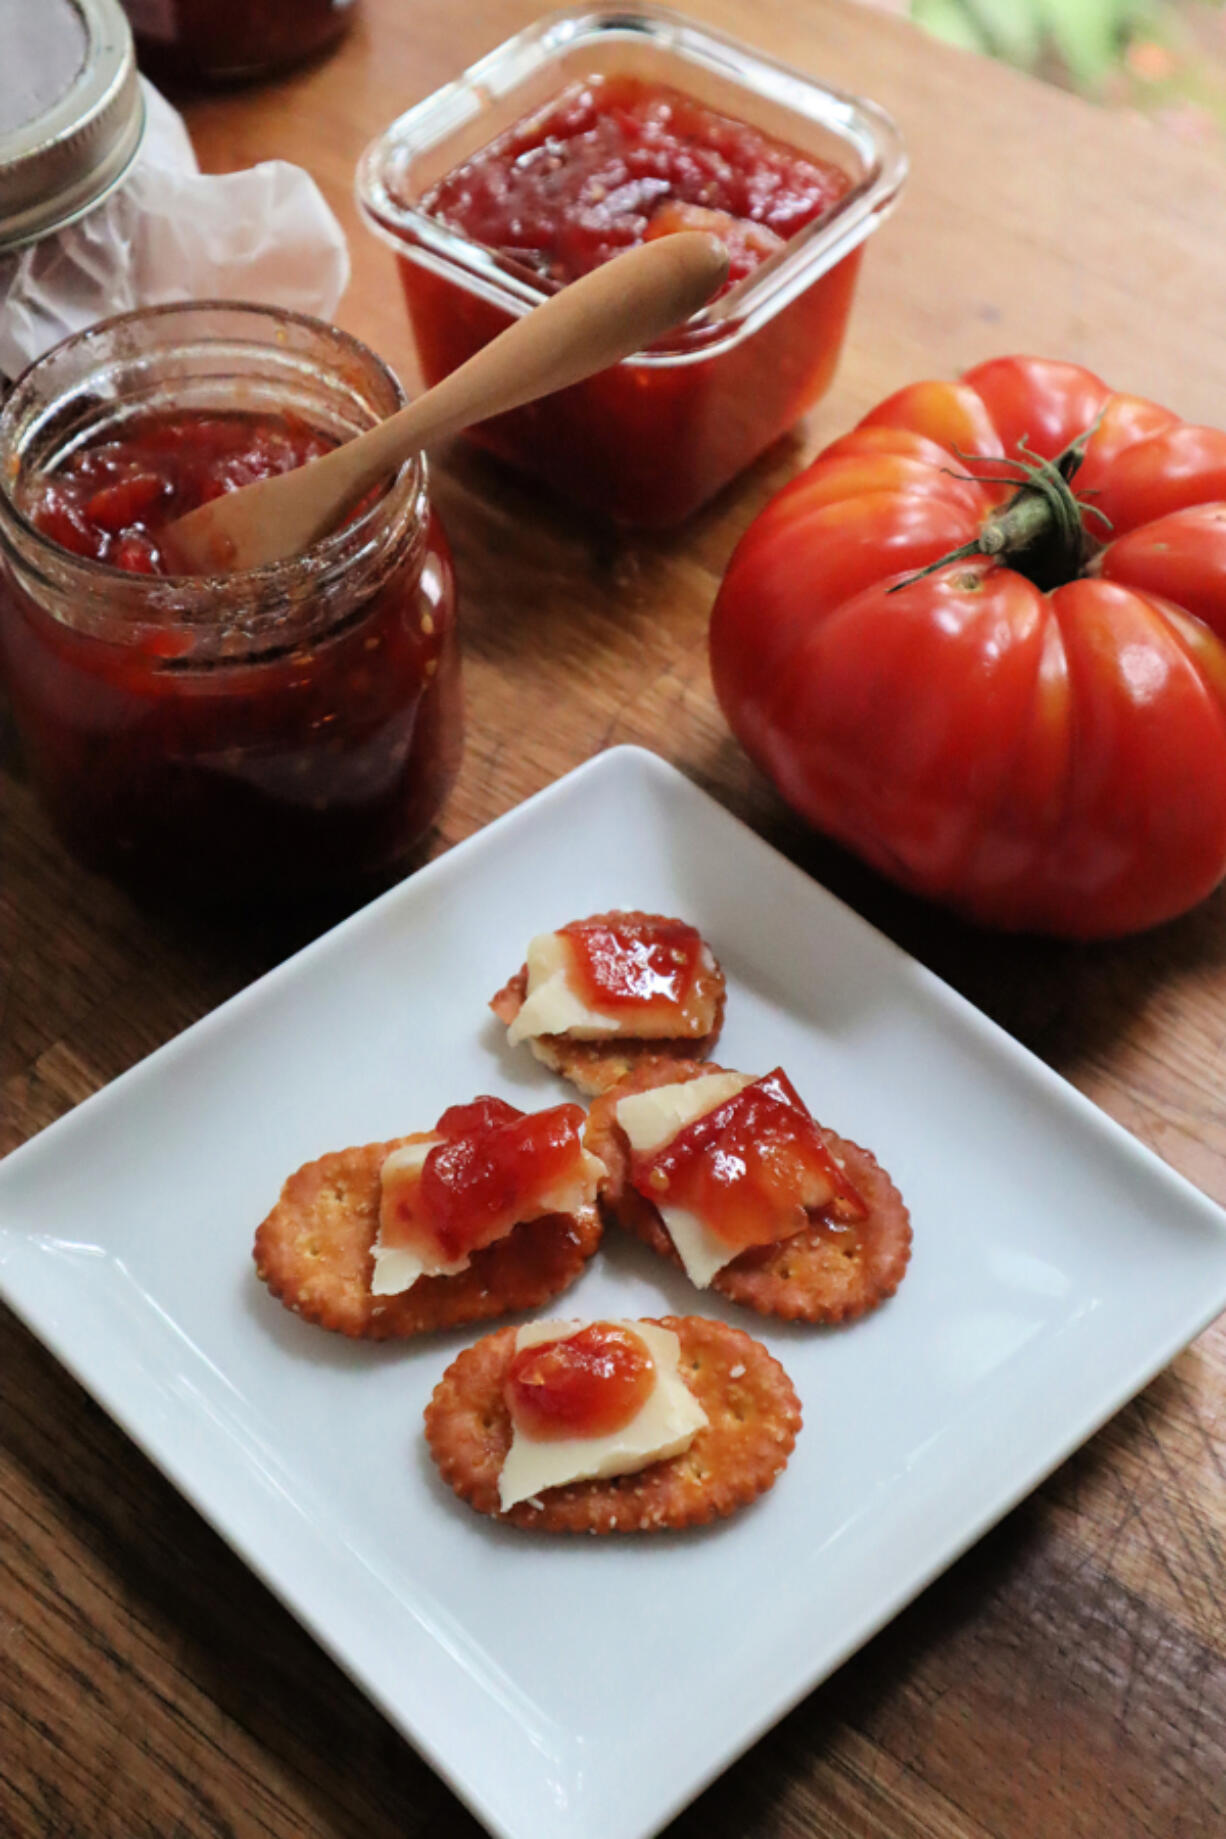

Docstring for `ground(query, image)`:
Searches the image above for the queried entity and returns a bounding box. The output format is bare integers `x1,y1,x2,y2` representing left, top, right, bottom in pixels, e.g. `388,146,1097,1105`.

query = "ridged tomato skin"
709,357,1226,937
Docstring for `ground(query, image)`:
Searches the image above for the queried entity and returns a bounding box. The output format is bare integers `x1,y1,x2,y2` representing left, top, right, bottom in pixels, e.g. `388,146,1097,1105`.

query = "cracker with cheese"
490,910,726,1097
425,1315,801,1532
586,1062,911,1323
254,1097,604,1339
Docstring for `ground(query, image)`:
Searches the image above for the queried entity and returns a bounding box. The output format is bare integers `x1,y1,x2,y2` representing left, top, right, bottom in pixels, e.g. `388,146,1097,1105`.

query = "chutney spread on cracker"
425,1315,800,1531
254,1096,604,1339
490,910,726,1096
586,1061,911,1323
498,1319,708,1510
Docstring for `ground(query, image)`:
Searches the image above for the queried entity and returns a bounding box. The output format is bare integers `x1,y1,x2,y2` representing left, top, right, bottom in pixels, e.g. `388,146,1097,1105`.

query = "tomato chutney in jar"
358,5,906,526
0,303,461,898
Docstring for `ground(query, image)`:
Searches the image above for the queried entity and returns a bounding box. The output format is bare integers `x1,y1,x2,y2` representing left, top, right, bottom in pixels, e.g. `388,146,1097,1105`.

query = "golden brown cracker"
424,1315,801,1531
489,910,726,1097
254,1133,602,1339
587,1061,912,1324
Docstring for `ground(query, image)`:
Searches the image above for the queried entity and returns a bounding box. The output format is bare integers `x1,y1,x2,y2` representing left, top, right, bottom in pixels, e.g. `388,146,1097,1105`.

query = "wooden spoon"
164,231,729,575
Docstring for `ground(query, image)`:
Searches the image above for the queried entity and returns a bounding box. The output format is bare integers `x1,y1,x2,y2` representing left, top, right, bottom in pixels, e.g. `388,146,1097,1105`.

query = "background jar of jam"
120,0,358,83
358,6,906,527
0,302,461,900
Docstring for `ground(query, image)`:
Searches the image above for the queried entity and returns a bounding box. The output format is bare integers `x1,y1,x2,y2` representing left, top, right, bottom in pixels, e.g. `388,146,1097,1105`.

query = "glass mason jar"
121,0,359,83
1,0,145,274
0,302,462,900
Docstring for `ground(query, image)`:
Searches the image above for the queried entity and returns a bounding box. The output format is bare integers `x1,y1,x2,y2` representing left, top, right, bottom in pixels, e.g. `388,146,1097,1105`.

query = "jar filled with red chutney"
358,5,906,526
0,303,461,899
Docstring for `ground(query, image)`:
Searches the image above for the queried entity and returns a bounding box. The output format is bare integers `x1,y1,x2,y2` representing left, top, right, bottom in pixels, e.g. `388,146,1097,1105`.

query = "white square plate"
3,746,1226,1839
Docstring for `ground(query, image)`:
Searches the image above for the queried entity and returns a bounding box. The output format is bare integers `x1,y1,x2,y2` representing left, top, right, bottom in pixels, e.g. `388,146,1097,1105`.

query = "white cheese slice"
615,1071,752,1157
371,1138,454,1295
616,1072,757,1289
498,1318,708,1512
654,1202,742,1289
506,931,618,1044
371,1138,606,1298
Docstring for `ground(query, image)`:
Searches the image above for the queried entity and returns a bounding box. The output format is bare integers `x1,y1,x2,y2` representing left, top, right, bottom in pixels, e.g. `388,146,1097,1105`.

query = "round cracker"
424,1315,801,1532
489,910,726,1097
586,1062,912,1323
254,1133,602,1339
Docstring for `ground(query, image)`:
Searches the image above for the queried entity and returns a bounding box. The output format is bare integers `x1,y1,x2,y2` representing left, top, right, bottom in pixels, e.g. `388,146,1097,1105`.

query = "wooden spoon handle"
163,231,728,573
318,230,729,508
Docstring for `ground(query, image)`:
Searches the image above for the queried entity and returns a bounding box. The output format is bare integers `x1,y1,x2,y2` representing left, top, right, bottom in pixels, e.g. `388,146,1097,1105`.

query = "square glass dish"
356,4,907,525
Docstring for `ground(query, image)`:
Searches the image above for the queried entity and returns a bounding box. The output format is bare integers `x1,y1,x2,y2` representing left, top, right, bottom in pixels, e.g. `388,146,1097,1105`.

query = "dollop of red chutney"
630,1068,867,1252
560,915,703,1014
390,1096,589,1263
423,74,852,288
26,410,334,574
504,1322,656,1441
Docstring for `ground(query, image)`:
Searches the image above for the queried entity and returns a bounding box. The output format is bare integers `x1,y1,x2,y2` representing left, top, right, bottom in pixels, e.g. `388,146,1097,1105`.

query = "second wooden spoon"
164,231,729,575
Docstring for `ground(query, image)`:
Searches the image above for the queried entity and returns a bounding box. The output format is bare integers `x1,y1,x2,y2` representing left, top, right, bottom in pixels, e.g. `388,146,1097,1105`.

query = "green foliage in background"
910,0,1226,147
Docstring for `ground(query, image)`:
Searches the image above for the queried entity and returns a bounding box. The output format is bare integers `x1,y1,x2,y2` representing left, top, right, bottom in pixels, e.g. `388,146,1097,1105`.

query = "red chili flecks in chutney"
27,411,335,575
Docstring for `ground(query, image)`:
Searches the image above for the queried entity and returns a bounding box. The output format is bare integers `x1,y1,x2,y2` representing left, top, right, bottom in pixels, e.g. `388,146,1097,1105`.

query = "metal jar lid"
0,0,146,252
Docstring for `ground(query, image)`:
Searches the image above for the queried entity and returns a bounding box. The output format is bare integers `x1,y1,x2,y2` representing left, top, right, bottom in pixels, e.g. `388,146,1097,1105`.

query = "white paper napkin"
0,80,350,379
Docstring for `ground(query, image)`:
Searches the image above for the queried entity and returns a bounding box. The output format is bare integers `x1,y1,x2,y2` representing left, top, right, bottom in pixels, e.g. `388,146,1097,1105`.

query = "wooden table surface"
4,2,1226,1834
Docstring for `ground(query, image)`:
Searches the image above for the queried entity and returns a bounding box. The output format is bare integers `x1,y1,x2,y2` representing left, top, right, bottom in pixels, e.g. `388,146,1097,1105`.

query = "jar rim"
0,298,423,601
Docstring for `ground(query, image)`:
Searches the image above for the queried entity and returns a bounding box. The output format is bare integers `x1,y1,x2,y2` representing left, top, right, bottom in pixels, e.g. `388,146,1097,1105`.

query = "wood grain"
3,1,1225,1835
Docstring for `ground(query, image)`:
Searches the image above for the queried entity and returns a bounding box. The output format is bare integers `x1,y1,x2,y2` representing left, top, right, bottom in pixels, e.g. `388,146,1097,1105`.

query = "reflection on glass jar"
0,302,462,900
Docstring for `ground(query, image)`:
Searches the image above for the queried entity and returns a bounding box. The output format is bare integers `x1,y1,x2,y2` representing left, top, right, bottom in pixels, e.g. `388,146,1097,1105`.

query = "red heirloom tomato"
710,355,1226,937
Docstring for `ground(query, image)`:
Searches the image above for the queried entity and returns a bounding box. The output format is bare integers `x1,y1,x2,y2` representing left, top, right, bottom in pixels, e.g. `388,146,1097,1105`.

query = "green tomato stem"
890,419,1110,595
